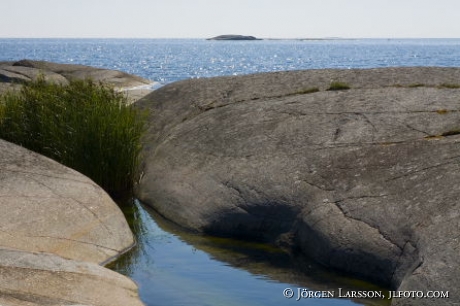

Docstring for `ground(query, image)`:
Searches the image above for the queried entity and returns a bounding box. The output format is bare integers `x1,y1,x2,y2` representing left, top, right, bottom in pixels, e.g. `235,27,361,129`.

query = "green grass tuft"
407,83,425,88
327,81,350,91
438,83,460,89
296,87,320,95
0,77,147,198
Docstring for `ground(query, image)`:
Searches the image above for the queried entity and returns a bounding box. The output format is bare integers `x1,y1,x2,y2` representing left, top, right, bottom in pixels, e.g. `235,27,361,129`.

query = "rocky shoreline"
0,59,156,103
0,60,150,306
135,67,460,306
2,61,460,305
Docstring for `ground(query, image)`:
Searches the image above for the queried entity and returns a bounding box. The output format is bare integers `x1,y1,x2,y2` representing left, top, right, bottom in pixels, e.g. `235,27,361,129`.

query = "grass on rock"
327,81,351,91
438,83,460,89
296,87,320,95
0,78,147,198
407,83,425,88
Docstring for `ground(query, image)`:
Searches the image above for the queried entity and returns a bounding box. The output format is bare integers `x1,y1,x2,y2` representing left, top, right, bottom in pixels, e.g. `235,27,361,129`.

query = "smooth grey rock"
0,65,69,85
135,67,460,305
0,59,154,101
0,248,144,306
0,139,135,264
12,59,151,88
0,139,144,305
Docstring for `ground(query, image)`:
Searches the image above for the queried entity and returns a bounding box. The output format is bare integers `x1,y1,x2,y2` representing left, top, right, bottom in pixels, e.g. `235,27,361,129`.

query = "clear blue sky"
1,0,459,38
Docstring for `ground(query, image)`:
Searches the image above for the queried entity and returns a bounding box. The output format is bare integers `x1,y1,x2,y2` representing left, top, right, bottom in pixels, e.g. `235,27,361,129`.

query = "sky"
1,0,460,39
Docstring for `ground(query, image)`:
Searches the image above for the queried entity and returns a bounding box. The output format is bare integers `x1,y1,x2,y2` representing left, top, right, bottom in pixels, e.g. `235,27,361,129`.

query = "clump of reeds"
0,77,147,198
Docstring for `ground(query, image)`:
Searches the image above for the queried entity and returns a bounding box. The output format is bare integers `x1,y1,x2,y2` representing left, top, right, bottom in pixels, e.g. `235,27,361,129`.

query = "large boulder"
0,139,143,305
0,139,135,264
135,67,460,305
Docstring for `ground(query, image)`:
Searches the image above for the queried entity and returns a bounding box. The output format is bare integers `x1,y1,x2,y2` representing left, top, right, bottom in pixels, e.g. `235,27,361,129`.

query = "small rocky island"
207,34,262,41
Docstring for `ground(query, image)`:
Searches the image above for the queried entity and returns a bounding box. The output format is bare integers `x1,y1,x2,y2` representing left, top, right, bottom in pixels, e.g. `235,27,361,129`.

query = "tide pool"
110,200,390,306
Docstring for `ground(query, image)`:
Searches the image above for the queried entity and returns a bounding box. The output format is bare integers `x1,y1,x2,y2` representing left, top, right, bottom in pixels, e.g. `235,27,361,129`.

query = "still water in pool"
109,200,390,306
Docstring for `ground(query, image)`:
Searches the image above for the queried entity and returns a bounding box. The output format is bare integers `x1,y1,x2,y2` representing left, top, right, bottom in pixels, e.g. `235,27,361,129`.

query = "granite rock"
0,248,143,306
0,59,154,101
135,67,460,305
0,139,143,305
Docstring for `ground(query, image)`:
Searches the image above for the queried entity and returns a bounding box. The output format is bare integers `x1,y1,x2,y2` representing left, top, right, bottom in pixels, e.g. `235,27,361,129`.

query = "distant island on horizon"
207,35,262,41
206,35,358,41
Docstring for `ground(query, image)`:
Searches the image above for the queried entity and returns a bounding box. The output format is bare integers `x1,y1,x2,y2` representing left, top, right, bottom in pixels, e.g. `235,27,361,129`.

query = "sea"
1,38,460,86
1,38,459,306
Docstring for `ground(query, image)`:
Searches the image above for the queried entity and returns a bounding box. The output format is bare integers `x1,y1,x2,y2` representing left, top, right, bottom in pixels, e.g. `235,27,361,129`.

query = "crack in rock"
0,229,119,253
386,155,460,182
25,175,112,234
332,199,403,252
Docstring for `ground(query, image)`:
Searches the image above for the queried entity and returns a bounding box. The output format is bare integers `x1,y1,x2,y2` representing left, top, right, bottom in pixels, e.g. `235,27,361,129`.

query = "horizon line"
1,36,460,40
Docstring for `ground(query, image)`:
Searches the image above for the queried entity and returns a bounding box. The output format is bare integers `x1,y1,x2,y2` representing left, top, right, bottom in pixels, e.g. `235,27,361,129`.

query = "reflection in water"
109,199,390,306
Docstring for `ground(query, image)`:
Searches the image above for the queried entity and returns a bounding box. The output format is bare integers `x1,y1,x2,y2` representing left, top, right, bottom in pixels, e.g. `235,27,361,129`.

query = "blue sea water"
1,38,460,85
1,38,458,306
